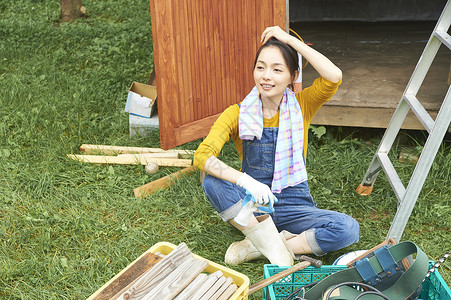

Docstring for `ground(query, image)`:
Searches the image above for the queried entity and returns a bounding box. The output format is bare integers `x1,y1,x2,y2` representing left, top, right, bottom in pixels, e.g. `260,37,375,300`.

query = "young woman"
193,26,359,266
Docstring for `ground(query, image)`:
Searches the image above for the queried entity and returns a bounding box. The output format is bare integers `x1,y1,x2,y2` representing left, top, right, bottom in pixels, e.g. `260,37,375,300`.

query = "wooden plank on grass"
118,153,179,159
88,252,162,300
68,154,192,167
134,166,197,198
80,144,195,157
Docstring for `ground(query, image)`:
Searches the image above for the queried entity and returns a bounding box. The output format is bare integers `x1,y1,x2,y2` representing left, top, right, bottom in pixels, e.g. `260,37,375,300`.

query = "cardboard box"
129,113,159,136
125,82,157,118
125,82,159,136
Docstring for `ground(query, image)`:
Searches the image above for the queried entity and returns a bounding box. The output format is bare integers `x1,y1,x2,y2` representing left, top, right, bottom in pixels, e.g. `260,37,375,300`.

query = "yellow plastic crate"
89,241,249,299
149,241,250,300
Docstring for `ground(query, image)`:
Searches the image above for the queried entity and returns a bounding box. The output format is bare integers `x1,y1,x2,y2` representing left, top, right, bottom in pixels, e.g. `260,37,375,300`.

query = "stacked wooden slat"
66,144,198,198
173,271,237,300
112,243,237,300
67,144,194,167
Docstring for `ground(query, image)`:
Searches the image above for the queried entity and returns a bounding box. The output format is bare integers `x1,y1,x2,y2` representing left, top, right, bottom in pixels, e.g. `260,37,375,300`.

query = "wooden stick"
87,252,162,300
208,277,233,300
117,243,192,300
68,154,192,167
173,273,208,300
198,275,226,300
134,166,197,198
118,153,179,159
80,144,195,157
216,284,237,300
247,261,312,295
190,271,223,300
141,257,209,300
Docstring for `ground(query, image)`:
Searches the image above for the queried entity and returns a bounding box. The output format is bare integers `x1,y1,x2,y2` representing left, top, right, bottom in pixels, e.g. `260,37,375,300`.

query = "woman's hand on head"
261,26,342,83
261,26,293,45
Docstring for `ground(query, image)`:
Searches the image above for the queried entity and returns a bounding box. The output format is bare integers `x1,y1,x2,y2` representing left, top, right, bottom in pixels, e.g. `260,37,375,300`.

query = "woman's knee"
337,214,360,244
202,175,245,213
316,214,359,254
202,174,229,200
201,174,216,195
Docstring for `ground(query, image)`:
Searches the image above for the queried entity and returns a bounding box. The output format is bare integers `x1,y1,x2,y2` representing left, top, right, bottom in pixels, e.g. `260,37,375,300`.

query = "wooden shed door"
149,0,287,150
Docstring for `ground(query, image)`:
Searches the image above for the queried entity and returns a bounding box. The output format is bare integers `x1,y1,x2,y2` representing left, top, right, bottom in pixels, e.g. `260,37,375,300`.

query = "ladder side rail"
358,101,410,188
378,101,411,153
358,0,450,191
376,24,443,153
435,0,451,33
406,0,451,96
387,0,451,240
387,86,451,241
363,23,442,155
360,156,382,186
405,34,443,97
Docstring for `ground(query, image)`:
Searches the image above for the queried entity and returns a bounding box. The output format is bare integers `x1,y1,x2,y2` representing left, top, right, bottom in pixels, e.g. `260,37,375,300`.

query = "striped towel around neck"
239,86,308,193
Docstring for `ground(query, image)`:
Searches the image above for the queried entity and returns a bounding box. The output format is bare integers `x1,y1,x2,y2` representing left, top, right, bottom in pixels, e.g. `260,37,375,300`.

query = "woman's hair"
253,37,299,80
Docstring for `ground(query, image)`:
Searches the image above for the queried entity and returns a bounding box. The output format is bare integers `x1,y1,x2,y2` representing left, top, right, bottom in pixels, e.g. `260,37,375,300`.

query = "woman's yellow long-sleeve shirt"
194,77,341,171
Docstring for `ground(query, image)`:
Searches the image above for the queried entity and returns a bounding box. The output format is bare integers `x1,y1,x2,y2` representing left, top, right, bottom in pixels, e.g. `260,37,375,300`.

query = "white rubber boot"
225,215,295,266
224,237,264,265
224,230,297,265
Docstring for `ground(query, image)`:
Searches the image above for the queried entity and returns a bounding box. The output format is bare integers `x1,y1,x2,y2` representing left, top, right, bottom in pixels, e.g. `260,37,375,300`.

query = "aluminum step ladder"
356,0,451,242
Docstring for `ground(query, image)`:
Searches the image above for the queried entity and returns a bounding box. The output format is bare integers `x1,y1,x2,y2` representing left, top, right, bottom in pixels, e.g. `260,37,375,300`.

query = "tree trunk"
60,0,85,23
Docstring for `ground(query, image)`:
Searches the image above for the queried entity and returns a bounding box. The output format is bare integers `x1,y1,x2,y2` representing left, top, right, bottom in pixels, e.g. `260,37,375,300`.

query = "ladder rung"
404,94,435,133
434,30,451,50
376,152,406,201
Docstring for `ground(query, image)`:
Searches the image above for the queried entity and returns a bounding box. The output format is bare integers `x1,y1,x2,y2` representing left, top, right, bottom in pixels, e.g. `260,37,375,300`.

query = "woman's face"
253,46,293,103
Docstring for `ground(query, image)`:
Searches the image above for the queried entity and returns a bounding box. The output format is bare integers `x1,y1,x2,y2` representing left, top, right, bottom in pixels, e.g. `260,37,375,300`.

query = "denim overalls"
202,127,360,256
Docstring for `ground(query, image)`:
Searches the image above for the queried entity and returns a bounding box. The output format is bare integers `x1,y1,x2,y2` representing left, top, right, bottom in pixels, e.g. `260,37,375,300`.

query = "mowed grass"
0,0,449,299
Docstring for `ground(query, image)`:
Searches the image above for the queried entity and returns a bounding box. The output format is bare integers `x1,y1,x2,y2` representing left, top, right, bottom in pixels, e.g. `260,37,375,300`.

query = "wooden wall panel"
150,0,287,149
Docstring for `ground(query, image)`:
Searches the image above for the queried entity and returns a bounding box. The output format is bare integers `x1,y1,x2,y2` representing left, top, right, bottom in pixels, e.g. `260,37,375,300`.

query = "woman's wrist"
236,172,251,187
288,34,302,48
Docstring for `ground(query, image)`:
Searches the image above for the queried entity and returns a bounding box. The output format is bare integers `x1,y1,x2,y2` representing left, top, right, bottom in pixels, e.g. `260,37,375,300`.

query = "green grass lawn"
0,0,449,299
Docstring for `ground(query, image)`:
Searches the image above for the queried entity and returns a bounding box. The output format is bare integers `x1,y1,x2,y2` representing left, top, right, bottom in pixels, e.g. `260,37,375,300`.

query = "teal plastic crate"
263,262,451,300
